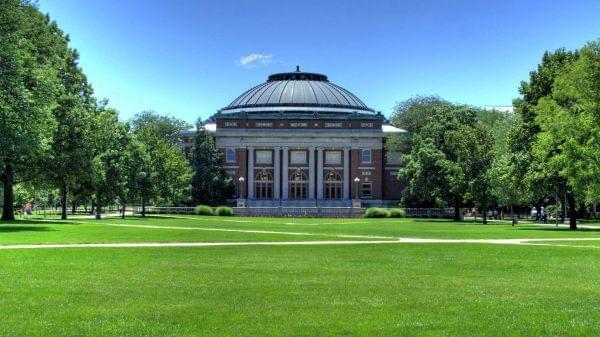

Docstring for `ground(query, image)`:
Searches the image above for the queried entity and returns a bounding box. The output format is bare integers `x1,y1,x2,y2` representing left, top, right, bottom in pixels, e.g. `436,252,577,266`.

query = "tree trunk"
453,198,460,221
141,198,146,218
95,203,102,220
567,190,577,230
121,200,125,219
481,206,487,225
72,200,77,214
60,185,68,220
1,162,15,221
90,200,95,215
510,204,515,226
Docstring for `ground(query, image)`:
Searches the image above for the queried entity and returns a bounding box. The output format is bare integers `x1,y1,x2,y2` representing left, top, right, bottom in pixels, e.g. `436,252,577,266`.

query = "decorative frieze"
290,122,308,128
255,122,273,128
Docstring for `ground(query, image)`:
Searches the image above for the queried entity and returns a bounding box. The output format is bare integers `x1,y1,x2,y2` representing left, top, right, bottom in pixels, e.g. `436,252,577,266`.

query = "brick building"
181,68,406,208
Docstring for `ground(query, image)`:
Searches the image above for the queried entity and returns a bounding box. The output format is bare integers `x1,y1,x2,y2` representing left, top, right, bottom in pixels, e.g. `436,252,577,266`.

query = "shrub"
389,208,405,218
215,206,234,216
194,205,213,215
364,207,389,218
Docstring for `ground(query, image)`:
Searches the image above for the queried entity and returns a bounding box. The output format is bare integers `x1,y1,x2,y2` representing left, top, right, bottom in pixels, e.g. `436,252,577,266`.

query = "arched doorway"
289,171,308,199
324,171,343,199
254,171,273,199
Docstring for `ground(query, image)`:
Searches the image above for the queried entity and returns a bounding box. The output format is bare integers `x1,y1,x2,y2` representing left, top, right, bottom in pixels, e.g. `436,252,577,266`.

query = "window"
254,171,273,199
361,183,372,198
325,151,341,165
256,150,272,164
290,151,307,165
324,171,343,199
226,148,236,163
289,171,308,199
361,149,372,163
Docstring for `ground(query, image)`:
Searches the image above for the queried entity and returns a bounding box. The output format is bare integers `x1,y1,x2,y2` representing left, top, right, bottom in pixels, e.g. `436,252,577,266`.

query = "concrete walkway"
1,237,600,250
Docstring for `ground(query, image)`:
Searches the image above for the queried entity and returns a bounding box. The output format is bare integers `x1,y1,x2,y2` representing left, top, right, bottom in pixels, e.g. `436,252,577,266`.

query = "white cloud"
238,53,273,67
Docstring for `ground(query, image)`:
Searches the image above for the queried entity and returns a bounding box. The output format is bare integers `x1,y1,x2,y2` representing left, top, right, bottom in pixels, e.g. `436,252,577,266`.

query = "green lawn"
1,215,599,336
2,215,600,245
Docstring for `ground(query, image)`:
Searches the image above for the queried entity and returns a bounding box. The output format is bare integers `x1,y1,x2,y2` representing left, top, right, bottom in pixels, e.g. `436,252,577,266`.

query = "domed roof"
220,67,374,114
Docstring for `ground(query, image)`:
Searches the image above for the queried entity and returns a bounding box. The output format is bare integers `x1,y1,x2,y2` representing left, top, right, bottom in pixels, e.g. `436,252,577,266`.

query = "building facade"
182,68,406,207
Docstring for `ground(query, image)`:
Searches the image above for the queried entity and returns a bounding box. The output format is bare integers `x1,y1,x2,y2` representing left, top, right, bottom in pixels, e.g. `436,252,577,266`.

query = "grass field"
1,215,599,336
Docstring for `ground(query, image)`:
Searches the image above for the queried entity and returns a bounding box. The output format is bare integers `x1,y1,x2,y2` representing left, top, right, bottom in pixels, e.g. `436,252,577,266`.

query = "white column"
274,147,281,199
343,147,350,199
316,147,324,199
282,147,289,199
247,147,254,199
308,147,315,199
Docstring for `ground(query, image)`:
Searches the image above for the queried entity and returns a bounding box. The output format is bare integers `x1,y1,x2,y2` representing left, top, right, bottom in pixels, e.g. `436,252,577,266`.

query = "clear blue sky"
39,0,600,123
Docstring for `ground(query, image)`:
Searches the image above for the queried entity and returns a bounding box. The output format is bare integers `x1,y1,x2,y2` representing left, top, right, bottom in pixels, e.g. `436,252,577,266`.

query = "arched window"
289,171,308,199
254,171,273,199
324,171,343,199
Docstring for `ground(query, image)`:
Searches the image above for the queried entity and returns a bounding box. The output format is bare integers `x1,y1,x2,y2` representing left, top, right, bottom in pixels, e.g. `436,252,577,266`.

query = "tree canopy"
1,1,67,220
398,101,494,221
190,124,233,205
531,41,600,228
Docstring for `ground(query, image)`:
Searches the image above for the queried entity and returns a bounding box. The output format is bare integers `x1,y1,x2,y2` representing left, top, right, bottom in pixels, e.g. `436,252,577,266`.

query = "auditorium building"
181,68,406,209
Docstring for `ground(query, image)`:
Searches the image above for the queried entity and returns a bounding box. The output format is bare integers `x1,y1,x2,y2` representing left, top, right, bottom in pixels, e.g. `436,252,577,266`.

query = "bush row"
194,205,234,216
364,207,405,218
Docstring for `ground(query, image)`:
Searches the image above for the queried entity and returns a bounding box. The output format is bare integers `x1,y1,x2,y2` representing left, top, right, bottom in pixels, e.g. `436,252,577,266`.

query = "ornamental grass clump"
388,208,405,218
194,205,214,215
215,206,234,216
364,207,390,218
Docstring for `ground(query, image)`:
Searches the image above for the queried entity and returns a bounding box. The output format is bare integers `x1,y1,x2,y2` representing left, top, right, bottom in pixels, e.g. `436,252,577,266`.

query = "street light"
354,177,360,199
238,176,245,198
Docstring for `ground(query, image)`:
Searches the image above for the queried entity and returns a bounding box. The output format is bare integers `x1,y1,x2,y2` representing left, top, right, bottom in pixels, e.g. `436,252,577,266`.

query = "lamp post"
238,176,245,198
354,177,360,199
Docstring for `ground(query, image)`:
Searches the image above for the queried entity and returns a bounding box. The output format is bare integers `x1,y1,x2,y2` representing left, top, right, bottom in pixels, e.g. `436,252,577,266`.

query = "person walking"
24,202,33,219
530,206,538,220
540,206,547,224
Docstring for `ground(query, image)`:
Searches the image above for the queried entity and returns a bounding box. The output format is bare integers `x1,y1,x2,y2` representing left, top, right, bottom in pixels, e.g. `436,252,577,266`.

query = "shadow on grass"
1,220,72,226
86,215,187,222
516,226,600,233
0,225,54,233
407,218,510,226
129,215,195,220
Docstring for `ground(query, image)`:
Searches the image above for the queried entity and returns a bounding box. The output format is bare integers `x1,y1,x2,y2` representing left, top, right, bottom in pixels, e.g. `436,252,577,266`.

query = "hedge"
364,207,390,218
194,205,214,216
215,206,234,216
364,207,405,218
388,208,405,218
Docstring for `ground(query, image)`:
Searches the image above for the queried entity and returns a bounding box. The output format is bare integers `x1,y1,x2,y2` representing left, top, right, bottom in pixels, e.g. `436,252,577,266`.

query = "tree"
532,41,600,229
48,47,96,220
476,108,515,154
399,102,494,221
447,123,494,223
0,1,67,220
389,95,449,151
89,105,129,219
124,138,155,217
190,124,232,205
504,48,579,213
128,111,191,215
130,110,190,148
489,150,528,222
151,140,192,206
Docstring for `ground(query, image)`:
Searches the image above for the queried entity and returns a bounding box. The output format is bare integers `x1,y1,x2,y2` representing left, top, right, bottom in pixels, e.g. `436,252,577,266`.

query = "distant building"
484,105,514,113
180,68,406,209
